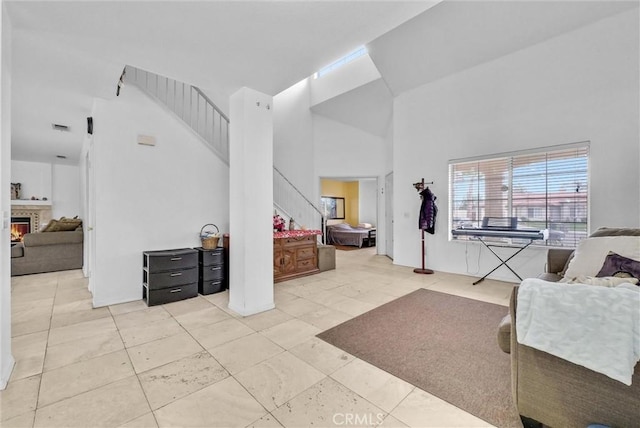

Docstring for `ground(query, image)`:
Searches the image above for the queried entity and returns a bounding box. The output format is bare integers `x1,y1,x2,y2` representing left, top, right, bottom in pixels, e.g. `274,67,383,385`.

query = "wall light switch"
137,134,156,146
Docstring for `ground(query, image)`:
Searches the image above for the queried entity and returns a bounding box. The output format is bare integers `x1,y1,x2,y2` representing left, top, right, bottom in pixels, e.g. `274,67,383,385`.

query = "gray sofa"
11,231,83,276
498,227,640,427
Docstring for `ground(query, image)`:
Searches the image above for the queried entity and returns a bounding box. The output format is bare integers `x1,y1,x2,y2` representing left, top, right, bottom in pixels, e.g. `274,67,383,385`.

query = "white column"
0,4,15,390
228,87,275,316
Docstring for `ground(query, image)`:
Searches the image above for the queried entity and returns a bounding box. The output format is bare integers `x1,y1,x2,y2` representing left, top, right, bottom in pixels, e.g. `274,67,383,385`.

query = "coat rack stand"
414,228,434,274
413,178,434,275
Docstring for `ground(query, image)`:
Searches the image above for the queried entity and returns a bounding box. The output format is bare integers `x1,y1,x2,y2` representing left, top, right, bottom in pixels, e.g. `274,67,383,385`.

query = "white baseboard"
228,301,275,317
0,355,15,390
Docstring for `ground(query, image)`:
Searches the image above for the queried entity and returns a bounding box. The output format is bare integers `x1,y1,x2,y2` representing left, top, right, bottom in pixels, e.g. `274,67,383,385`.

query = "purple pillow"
596,252,640,280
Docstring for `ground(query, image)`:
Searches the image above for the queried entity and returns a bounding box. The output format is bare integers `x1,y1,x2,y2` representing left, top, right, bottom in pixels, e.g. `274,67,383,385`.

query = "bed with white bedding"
326,223,376,247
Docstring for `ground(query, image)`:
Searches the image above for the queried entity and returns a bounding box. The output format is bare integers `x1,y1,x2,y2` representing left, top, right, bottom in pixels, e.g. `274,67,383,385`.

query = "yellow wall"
321,179,359,225
321,179,344,198
344,181,359,226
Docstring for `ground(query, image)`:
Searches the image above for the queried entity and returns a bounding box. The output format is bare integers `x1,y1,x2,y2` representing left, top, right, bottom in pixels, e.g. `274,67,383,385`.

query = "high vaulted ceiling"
307,0,638,139
368,0,638,96
6,0,438,163
6,1,638,164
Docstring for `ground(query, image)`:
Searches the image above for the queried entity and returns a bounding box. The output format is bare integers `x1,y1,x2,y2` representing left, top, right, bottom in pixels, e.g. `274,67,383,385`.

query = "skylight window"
315,47,368,78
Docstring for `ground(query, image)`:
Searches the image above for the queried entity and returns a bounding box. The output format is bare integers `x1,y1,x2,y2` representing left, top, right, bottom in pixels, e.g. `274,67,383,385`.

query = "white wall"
393,9,640,281
359,179,377,225
11,160,52,201
89,85,229,307
52,164,80,219
273,79,315,198
313,115,388,253
0,3,14,389
274,74,391,254
10,160,80,219
313,115,387,178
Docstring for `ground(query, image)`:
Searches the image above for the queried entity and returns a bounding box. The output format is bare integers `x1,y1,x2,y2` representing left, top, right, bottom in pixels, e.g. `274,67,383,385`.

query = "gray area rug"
317,288,522,428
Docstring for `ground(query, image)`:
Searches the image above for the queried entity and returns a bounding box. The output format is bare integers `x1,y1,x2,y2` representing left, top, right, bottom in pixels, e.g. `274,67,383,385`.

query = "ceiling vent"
52,123,70,132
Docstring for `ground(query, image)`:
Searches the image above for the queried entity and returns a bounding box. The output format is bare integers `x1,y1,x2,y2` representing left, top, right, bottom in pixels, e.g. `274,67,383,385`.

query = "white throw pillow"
564,236,640,278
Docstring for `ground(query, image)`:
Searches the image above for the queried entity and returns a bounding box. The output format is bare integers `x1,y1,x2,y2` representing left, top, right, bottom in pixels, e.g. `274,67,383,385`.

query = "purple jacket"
419,187,437,234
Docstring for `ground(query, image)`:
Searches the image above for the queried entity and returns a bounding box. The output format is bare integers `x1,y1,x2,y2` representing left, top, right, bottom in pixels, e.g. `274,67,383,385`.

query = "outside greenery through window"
449,143,589,248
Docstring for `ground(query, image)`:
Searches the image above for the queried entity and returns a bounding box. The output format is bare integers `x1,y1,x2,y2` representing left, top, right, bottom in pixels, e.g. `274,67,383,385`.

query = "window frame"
448,142,590,248
314,47,368,79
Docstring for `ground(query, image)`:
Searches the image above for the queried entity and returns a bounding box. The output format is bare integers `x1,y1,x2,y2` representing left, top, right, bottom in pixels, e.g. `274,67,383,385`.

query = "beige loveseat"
11,230,83,276
500,227,640,427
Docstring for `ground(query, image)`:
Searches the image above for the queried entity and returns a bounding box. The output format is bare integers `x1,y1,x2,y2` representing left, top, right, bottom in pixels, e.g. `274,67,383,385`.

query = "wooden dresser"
273,230,321,282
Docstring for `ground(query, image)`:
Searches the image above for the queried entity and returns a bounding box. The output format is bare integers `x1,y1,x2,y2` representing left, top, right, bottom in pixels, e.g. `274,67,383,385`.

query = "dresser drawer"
296,257,317,272
296,246,316,260
282,235,315,247
147,267,198,290
145,282,198,306
144,249,198,272
196,248,224,266
198,279,224,295
200,265,224,281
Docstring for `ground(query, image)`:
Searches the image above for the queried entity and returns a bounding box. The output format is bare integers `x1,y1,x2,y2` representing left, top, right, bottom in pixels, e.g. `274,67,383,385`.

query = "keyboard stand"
472,237,535,285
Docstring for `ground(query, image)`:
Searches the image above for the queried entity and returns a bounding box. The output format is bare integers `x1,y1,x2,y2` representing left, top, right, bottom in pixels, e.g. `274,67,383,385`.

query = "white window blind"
449,143,589,247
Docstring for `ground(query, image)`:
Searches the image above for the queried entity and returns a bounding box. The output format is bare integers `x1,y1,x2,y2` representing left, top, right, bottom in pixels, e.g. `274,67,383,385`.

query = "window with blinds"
449,143,589,247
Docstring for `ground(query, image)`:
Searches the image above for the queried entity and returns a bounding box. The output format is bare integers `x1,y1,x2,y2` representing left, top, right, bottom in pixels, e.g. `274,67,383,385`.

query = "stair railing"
123,65,324,240
124,65,229,165
274,167,326,242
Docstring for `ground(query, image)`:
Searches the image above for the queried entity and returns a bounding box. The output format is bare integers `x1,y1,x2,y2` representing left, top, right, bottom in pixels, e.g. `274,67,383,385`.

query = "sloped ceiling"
6,0,437,163
311,0,638,138
311,79,393,138
368,0,639,96
7,1,637,163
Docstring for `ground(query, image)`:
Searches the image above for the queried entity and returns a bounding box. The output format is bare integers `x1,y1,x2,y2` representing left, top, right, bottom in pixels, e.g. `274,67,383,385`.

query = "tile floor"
2,247,515,428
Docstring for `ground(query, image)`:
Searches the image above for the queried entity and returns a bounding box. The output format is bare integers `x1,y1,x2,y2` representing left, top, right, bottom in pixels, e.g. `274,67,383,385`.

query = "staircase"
123,66,325,236
124,66,229,164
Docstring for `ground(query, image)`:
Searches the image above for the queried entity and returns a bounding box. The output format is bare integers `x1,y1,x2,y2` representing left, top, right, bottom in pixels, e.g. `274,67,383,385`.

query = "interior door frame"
318,175,379,248
82,139,95,290
385,172,393,259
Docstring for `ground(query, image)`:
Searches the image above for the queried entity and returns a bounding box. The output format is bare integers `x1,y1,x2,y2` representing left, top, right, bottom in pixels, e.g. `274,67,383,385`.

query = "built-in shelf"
11,199,52,206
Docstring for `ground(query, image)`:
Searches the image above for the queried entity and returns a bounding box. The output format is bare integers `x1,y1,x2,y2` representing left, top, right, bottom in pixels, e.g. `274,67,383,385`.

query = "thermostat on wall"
137,134,156,146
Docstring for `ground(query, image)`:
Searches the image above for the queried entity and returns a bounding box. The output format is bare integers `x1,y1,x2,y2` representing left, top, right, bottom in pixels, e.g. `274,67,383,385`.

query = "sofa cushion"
497,314,511,354
22,231,84,246
43,217,82,232
590,227,640,237
563,236,640,278
538,272,563,282
11,244,24,258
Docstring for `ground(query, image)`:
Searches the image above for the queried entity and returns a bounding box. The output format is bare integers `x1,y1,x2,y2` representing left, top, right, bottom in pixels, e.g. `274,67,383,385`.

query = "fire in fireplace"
11,217,30,243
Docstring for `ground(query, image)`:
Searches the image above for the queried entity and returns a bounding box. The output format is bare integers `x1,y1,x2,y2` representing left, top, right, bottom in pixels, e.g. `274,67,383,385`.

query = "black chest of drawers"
143,248,198,306
194,247,225,295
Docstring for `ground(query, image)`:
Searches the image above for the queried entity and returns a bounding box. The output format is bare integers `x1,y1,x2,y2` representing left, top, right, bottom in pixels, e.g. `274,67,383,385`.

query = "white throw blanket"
516,278,640,385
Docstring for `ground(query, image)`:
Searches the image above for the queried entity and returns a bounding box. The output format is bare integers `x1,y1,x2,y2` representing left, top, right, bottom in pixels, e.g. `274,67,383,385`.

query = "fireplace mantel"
11,199,52,206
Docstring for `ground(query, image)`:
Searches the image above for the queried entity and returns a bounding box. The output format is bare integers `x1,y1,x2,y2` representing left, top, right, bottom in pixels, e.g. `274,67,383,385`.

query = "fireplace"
11,217,31,243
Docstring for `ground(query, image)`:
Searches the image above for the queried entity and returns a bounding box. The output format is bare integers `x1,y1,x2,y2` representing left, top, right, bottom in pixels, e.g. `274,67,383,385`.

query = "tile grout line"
30,273,60,425
8,250,516,428
111,301,161,427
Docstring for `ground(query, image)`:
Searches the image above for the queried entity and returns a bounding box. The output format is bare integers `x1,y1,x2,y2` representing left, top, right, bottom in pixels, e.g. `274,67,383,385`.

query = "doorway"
320,177,379,250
